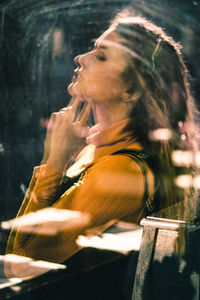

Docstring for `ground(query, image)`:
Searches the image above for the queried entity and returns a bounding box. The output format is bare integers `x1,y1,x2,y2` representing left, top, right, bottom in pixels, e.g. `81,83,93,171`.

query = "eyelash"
95,54,106,61
93,49,106,61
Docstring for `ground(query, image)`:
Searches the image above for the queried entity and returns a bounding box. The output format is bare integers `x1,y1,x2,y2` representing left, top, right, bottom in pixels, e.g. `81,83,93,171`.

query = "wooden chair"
131,216,200,300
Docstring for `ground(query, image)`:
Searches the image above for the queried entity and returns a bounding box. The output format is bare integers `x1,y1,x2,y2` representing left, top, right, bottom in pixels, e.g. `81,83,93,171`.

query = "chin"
67,81,84,98
67,83,90,102
67,82,76,96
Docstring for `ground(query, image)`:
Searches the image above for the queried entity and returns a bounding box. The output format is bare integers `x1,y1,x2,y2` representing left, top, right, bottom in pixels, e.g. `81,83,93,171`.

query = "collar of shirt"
66,118,142,177
86,118,133,147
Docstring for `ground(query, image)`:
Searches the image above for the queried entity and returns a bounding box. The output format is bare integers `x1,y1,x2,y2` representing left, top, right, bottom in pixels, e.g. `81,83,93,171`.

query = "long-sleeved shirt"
6,118,154,264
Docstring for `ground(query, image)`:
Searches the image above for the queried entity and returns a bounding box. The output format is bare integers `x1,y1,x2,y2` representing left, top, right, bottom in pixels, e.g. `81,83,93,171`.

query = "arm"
6,96,91,256
12,154,153,263
6,165,63,255
6,166,40,254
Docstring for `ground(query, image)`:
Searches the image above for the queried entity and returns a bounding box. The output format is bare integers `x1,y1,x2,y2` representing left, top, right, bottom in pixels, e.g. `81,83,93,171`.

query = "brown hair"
112,10,199,223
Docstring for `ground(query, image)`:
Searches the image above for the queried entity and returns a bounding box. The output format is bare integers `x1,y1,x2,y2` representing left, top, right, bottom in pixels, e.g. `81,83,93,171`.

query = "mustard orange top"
7,118,154,263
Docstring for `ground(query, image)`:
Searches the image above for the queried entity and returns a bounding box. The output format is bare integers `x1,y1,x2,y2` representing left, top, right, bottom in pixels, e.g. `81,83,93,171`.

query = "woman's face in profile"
68,28,131,105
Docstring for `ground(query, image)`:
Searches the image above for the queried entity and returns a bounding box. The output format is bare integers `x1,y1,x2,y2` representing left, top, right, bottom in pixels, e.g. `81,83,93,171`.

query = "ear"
121,92,130,103
121,91,142,103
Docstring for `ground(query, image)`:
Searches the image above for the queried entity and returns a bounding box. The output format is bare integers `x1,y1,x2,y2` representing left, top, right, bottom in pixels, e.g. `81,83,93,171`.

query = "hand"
41,96,91,170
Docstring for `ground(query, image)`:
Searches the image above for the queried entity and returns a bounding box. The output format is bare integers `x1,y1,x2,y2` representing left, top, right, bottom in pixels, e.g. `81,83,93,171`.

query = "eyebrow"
94,41,108,50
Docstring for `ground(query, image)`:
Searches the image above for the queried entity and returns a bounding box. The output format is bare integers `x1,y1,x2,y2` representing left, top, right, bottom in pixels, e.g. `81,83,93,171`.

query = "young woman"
6,10,198,267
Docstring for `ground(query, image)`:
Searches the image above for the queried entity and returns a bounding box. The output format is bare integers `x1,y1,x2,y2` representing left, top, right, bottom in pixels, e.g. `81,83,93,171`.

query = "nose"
74,55,81,68
74,52,88,68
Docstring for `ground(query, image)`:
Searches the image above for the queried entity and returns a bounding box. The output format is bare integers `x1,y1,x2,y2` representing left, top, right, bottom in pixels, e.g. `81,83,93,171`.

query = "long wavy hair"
111,10,199,225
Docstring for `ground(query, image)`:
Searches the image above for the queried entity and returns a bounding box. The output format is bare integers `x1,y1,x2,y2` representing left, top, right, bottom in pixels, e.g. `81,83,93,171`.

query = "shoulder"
90,152,153,176
85,152,154,198
84,153,147,190
90,153,143,175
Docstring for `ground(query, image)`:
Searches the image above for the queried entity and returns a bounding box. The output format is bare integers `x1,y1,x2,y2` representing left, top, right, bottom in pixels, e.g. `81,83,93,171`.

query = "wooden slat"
132,226,157,300
132,217,200,300
141,217,186,231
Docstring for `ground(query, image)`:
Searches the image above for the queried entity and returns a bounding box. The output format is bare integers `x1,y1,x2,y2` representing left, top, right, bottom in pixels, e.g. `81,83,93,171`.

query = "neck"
92,101,130,129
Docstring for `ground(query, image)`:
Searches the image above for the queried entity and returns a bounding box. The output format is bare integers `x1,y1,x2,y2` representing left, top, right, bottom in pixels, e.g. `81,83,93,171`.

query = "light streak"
172,150,200,167
172,150,193,166
1,208,90,235
2,254,66,280
149,128,172,141
175,175,193,188
175,175,200,189
76,226,143,254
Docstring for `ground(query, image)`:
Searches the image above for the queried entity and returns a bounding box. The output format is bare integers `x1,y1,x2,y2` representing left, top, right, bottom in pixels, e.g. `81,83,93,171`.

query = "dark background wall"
0,0,199,221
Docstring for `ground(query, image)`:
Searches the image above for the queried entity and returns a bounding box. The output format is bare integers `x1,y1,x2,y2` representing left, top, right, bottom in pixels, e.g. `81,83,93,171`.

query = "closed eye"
93,48,107,61
95,53,106,61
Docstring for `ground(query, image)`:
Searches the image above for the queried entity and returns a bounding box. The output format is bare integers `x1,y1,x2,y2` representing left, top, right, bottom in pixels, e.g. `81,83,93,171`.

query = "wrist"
46,155,70,171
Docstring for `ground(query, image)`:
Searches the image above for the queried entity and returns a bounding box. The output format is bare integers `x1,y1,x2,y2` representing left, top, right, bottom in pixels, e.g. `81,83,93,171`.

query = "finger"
59,95,79,113
79,103,92,126
60,107,68,112
47,112,58,131
73,123,89,138
66,96,80,124
53,111,65,130
68,95,78,107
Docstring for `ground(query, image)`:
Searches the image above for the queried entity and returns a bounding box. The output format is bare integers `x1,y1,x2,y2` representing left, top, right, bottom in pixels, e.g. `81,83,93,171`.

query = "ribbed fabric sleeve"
9,155,152,263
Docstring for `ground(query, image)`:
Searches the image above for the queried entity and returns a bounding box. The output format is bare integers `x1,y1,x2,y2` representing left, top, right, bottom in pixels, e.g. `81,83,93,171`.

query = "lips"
72,74,77,82
72,70,81,82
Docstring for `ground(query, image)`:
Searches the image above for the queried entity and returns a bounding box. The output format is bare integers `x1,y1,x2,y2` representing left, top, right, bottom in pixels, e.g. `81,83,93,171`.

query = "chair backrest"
131,216,200,300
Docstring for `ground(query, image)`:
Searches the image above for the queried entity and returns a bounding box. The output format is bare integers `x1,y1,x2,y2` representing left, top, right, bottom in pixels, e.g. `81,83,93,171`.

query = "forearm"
8,154,147,264
22,164,63,214
6,165,63,255
6,166,41,254
13,228,81,263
